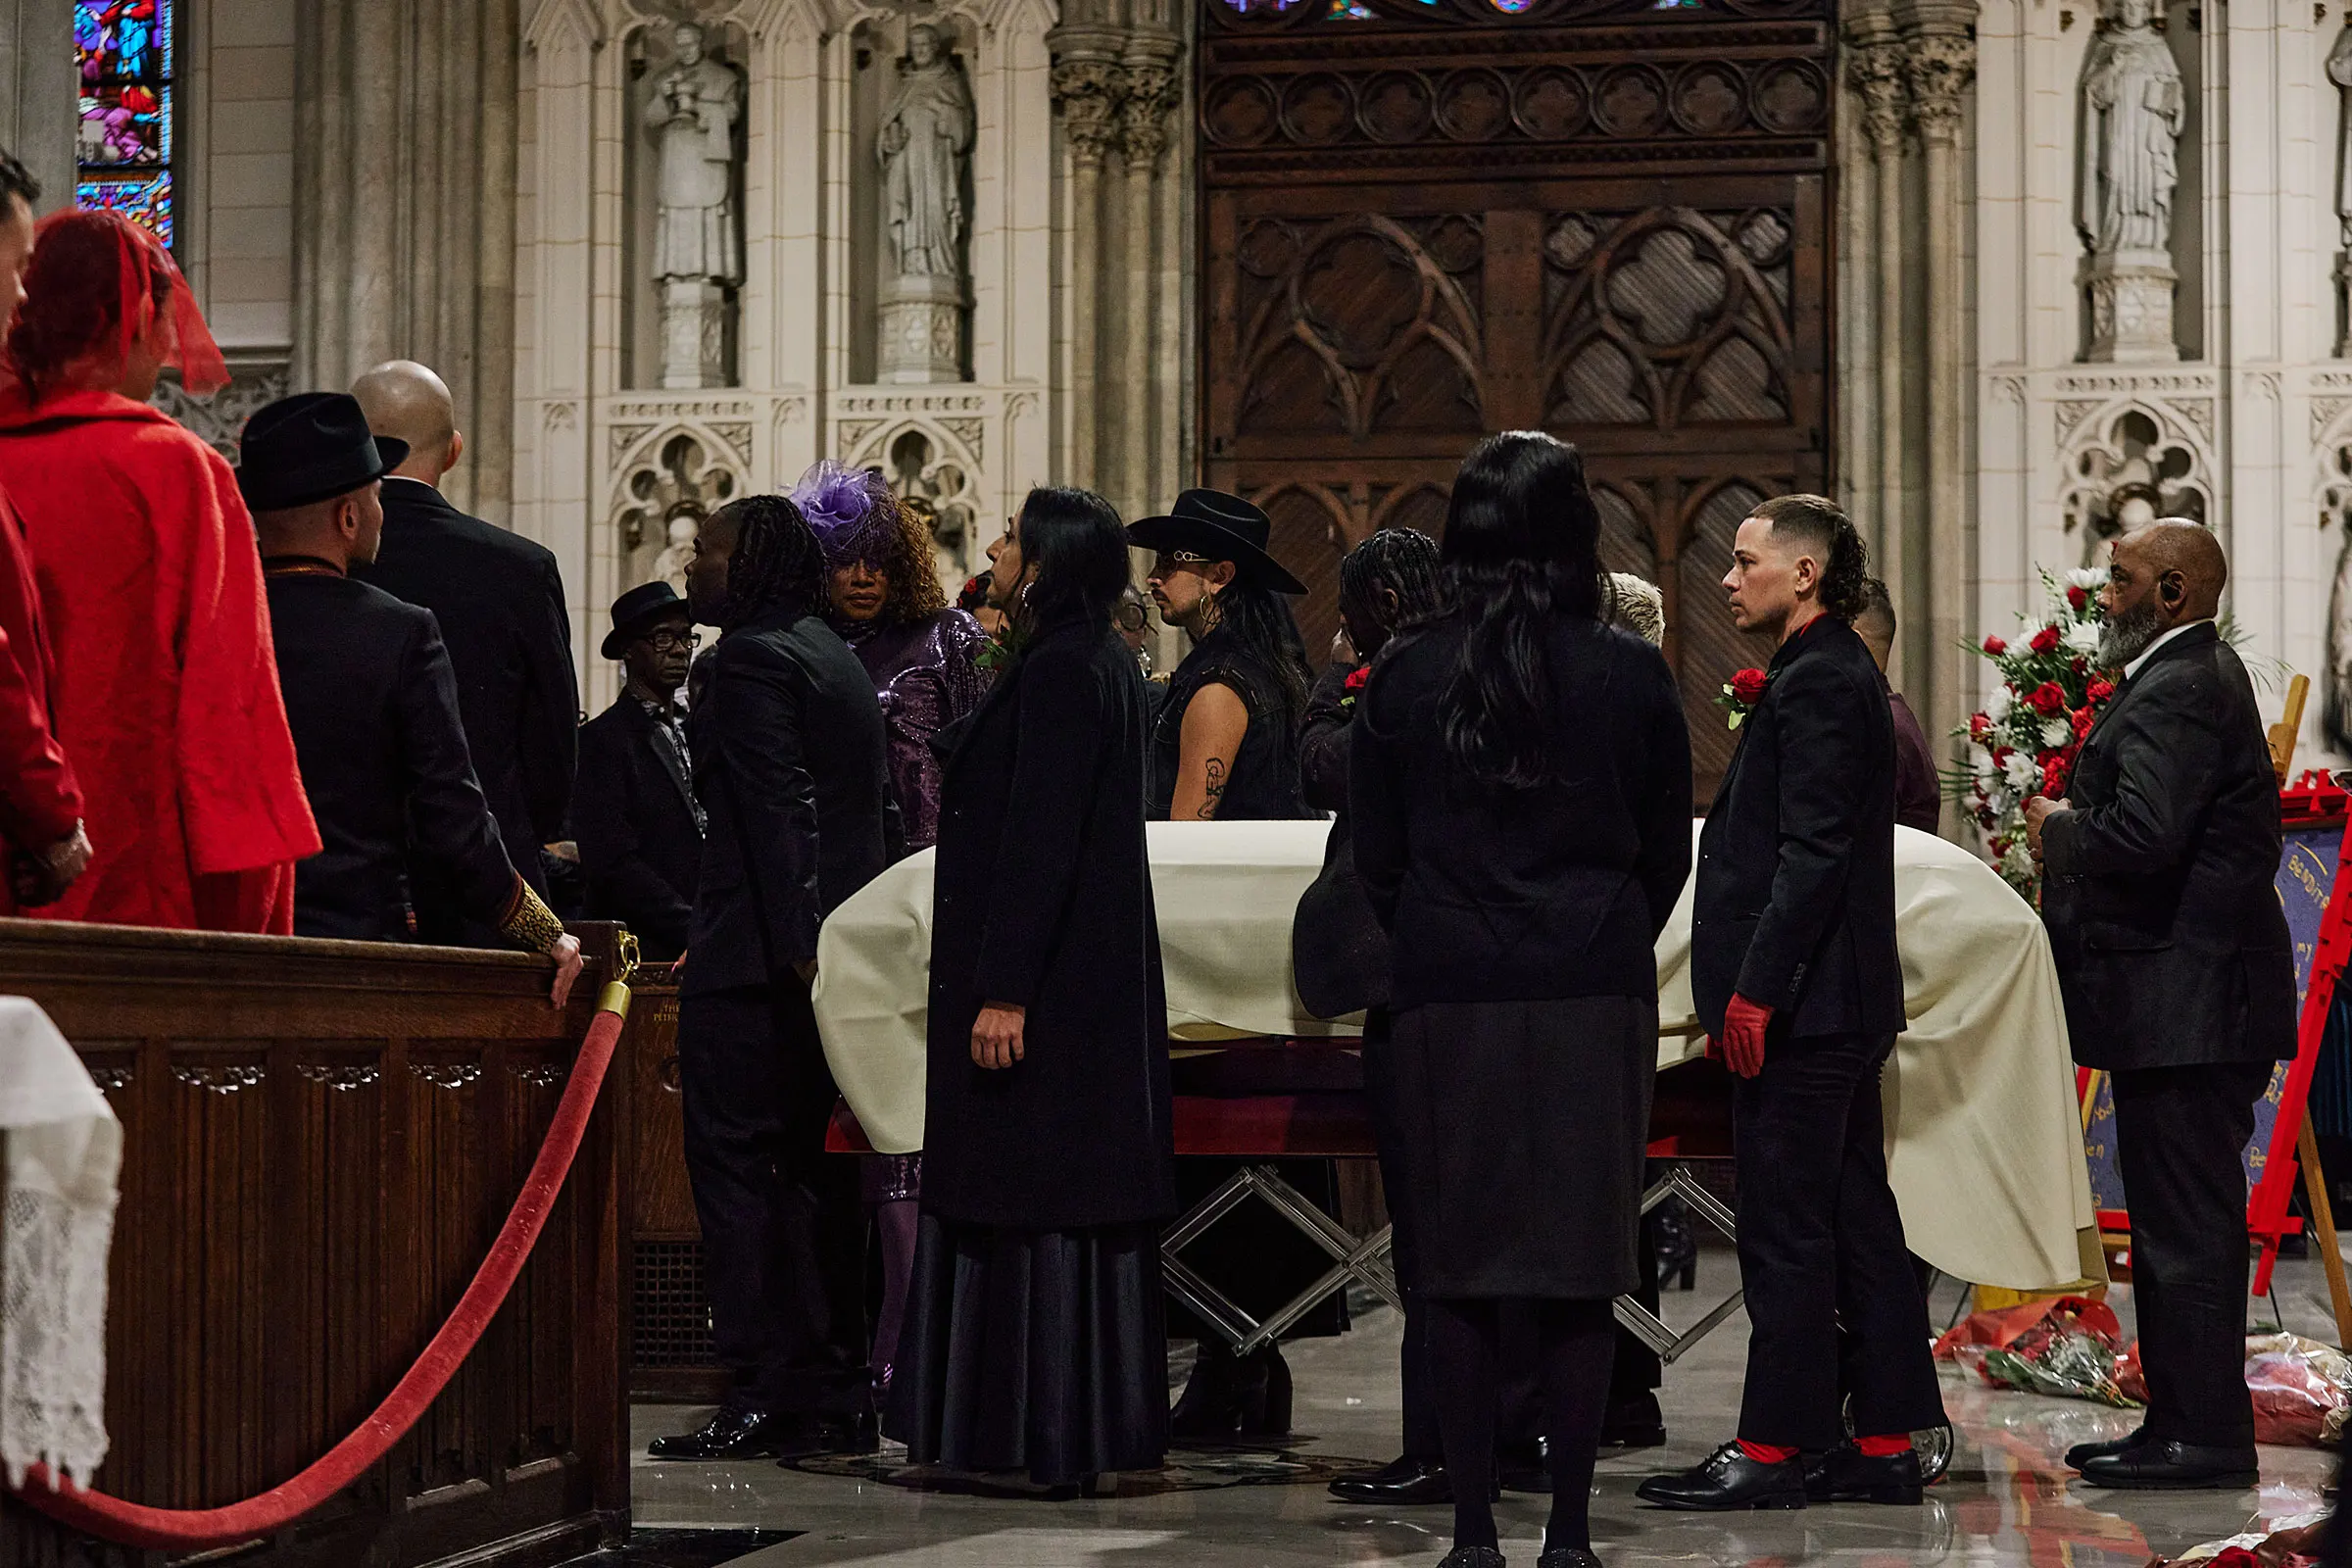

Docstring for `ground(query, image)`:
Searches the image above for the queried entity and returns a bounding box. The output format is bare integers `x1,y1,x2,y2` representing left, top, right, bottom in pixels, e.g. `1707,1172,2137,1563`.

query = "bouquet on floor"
1949,567,2119,898
1933,1293,2139,1407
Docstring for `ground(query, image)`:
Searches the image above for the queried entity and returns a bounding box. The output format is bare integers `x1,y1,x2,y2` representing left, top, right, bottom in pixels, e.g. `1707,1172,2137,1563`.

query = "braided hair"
1749,493,1870,621
710,494,827,630
1338,527,1446,651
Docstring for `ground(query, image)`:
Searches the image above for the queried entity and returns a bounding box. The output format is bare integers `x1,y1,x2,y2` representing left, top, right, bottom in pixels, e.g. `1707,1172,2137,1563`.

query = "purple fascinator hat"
790,459,899,568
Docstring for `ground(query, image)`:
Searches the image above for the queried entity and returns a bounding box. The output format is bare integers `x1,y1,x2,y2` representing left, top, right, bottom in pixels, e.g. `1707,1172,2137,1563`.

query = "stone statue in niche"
2076,0,2184,363
657,506,702,593
876,23,973,384
644,21,743,388
2329,29,2352,353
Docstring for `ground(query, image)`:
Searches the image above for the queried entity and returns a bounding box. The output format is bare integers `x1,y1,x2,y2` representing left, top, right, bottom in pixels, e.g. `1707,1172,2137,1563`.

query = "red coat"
0,482,83,901
0,390,318,932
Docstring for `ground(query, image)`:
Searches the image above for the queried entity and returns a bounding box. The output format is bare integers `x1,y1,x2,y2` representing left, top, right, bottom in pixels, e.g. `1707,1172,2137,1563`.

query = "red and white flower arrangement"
1954,567,2117,896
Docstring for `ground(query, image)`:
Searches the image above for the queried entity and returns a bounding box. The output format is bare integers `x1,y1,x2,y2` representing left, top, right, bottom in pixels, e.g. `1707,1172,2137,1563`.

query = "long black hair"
1438,431,1604,790
1211,582,1312,718
1339,526,1447,653
710,494,827,630
1013,485,1130,634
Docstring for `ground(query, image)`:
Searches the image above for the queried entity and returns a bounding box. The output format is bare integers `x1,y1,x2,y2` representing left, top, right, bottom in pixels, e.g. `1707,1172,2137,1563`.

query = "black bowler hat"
234,392,410,513
603,580,693,660
1127,488,1307,595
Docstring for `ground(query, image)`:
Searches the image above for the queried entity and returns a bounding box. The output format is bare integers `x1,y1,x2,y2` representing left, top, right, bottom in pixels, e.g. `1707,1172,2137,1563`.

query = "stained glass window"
74,1,173,247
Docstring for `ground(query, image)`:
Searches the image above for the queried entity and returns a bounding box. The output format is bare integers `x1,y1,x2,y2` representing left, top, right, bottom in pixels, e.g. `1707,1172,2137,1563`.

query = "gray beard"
2096,598,2166,669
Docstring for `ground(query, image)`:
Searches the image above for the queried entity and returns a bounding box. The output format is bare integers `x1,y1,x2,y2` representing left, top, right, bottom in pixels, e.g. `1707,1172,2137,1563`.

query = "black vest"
1148,625,1311,821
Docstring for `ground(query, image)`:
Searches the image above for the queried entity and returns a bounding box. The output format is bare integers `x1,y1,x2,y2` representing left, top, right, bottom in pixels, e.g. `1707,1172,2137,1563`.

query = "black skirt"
1390,994,1655,1299
884,1214,1167,1486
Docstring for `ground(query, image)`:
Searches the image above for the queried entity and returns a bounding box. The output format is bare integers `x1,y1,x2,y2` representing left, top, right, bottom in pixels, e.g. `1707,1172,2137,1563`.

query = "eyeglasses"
1113,602,1150,632
644,629,702,653
1152,550,1215,573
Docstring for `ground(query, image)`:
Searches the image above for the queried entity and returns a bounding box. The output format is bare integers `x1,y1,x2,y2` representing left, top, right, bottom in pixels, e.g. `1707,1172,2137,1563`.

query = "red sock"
1739,1440,1799,1464
1855,1434,1913,1457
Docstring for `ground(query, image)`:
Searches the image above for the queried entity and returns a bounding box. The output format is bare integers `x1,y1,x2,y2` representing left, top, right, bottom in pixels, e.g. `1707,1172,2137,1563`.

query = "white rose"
2040,717,2072,748
1970,742,1996,780
1985,686,2014,722
2064,620,2101,656
2003,750,2038,792
2066,566,2106,592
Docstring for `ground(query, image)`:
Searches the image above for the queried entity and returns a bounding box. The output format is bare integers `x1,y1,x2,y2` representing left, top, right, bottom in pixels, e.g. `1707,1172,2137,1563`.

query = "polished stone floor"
631,1249,2343,1566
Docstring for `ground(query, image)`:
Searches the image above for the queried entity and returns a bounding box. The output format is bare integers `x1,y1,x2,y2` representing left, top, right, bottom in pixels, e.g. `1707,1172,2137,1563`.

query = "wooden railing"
0,919,635,1568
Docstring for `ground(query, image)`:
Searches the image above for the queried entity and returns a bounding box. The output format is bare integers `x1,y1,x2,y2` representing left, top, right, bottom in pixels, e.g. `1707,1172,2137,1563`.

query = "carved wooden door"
1199,0,1835,800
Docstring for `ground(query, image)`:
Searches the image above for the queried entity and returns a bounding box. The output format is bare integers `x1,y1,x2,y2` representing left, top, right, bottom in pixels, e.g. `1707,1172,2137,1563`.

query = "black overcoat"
684,607,889,997
920,614,1174,1232
2042,621,2297,1070
573,695,704,959
1692,614,1905,1041
356,477,579,922
1292,662,1387,1020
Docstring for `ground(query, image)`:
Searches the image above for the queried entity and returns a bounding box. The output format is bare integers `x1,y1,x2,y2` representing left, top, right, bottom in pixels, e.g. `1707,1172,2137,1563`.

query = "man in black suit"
1640,494,1943,1512
351,360,579,941
237,392,582,1004
648,494,890,1462
574,582,705,961
2026,520,2294,1491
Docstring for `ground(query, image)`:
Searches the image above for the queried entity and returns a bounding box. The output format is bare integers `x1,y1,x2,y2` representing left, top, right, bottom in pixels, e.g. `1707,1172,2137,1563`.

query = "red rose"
2087,677,2116,703
2067,585,2089,611
1344,665,1370,693
2029,625,2062,656
1730,667,1769,706
2041,755,2071,797
1992,745,2013,767
2027,680,2065,714
1968,712,1992,742
2070,657,2087,675
1982,635,2007,657
2071,706,2095,739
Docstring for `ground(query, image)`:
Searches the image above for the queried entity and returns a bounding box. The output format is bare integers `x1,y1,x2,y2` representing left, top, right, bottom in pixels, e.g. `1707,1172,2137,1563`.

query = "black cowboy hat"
602,580,694,660
234,392,410,514
1126,488,1306,596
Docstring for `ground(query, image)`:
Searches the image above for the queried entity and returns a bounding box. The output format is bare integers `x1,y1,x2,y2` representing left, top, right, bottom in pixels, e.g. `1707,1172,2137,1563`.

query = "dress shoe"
1498,1439,1550,1494
1436,1548,1505,1568
1537,1550,1601,1568
2076,1439,2257,1491
771,1406,879,1461
1804,1444,1924,1504
1636,1443,1807,1511
1600,1393,1667,1448
1329,1455,1454,1505
647,1407,789,1460
2062,1430,2144,1470
1171,1344,1293,1446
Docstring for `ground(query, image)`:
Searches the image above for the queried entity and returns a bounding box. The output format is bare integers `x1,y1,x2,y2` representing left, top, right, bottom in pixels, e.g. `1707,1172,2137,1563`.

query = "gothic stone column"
1117,35,1180,519
1048,35,1125,489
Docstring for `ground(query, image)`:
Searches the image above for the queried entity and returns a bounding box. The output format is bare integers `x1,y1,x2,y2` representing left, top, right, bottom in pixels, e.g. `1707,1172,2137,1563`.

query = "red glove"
1716,994,1774,1079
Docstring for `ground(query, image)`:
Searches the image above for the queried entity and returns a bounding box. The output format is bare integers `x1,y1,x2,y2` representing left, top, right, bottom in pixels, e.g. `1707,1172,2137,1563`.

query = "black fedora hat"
1127,488,1307,596
602,580,693,660
235,392,410,514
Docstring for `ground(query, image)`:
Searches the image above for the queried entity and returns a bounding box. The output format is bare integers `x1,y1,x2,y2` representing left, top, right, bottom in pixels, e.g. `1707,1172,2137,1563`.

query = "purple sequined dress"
839,607,988,1206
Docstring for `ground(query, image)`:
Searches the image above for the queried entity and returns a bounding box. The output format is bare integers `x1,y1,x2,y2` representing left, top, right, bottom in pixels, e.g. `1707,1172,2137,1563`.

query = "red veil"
1,209,225,403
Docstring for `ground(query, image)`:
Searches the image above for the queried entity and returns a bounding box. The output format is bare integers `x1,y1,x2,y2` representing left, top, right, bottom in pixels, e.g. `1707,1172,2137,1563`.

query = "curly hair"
1339,527,1446,648
710,494,827,630
866,492,949,625
1749,493,1869,621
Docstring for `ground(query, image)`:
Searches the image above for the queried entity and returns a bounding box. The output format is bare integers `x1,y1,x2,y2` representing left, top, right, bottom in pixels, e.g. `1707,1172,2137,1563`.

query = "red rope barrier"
8,981,634,1551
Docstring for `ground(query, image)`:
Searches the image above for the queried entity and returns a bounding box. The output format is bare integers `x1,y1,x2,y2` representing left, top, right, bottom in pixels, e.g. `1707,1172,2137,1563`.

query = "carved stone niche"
864,425,978,590
614,429,743,591
2060,406,2208,554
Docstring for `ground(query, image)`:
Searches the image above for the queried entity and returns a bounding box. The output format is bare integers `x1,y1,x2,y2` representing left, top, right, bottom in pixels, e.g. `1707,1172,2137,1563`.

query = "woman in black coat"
1352,433,1692,1568
885,486,1174,1493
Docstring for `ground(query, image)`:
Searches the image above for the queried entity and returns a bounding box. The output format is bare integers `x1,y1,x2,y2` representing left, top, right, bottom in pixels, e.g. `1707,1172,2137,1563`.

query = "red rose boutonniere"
1716,666,1770,729
1341,663,1370,713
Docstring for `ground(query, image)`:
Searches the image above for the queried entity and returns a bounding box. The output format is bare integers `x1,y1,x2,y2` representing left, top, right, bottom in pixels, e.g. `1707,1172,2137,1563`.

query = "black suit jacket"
266,569,519,942
683,607,889,997
1292,662,1387,1020
573,694,704,960
1693,614,1905,1040
922,615,1173,1230
2042,621,2297,1070
355,478,578,923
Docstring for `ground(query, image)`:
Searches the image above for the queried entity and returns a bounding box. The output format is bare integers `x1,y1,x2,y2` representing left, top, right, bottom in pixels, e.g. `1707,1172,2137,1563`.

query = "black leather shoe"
1498,1439,1550,1494
1437,1548,1505,1568
1637,1443,1807,1510
1601,1393,1667,1448
1329,1455,1454,1505
2077,1440,2257,1491
1804,1444,1924,1504
648,1407,788,1460
1537,1550,1601,1568
2062,1430,2144,1470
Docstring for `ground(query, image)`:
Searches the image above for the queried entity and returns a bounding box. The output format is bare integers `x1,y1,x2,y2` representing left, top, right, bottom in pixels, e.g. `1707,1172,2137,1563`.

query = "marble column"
1847,26,1912,678
293,0,521,519
1906,24,1976,775
0,0,73,212
1117,36,1179,519
1048,38,1124,490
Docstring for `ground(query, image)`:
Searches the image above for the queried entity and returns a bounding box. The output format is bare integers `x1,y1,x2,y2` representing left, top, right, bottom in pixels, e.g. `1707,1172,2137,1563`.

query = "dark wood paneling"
1200,0,1832,799
0,920,636,1568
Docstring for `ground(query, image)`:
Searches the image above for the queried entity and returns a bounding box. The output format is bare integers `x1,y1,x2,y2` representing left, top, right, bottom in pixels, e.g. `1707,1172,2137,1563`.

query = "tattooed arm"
1170,680,1250,821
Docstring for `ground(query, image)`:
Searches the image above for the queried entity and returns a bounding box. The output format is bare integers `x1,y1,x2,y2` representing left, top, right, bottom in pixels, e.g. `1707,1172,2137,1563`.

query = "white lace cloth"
0,996,118,1488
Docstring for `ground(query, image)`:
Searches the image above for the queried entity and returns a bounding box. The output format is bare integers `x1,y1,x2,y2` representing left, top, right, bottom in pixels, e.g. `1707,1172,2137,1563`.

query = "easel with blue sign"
2077,674,2352,1348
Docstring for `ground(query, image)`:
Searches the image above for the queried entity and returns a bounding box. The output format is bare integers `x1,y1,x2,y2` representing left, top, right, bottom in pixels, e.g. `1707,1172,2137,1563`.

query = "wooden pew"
0,919,636,1568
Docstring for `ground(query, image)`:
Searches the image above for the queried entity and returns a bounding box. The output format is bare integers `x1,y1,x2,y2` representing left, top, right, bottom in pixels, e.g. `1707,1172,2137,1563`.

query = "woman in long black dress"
1352,432,1692,1568
885,485,1173,1493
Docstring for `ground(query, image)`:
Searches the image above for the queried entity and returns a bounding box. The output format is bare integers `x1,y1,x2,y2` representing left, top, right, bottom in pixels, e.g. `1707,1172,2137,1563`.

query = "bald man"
2025,520,2295,1491
352,360,579,945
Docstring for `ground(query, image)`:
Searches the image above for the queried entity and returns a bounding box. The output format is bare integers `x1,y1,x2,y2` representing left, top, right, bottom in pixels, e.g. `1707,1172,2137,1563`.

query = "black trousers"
678,978,868,1416
1732,1030,1944,1448
2111,1061,2268,1449
1366,1016,1660,1461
